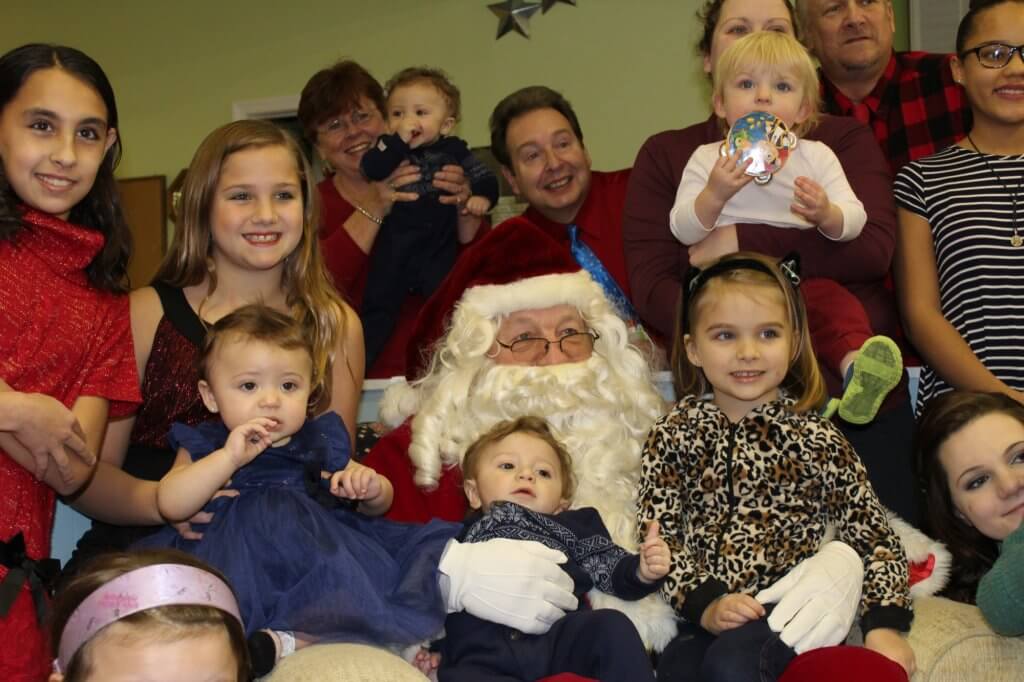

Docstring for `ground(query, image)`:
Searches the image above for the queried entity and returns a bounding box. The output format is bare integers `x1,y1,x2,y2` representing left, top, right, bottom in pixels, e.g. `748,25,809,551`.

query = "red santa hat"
404,217,594,380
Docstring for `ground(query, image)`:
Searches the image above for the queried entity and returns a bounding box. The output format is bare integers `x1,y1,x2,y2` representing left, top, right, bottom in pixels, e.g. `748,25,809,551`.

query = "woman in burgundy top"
297,60,483,378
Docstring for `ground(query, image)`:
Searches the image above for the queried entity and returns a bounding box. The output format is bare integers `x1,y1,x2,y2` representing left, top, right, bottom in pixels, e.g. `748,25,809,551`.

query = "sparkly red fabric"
0,208,140,681
128,287,211,449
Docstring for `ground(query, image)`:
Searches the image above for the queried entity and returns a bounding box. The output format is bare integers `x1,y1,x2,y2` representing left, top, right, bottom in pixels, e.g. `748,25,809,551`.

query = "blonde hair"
154,119,350,405
462,416,577,500
713,30,821,136
672,251,827,414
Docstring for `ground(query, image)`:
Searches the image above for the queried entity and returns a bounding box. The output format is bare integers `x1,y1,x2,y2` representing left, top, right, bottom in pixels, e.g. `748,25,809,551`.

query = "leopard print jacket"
638,395,911,629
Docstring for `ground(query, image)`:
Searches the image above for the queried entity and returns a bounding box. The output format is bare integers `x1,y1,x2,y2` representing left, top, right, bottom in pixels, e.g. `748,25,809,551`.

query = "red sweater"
0,209,140,681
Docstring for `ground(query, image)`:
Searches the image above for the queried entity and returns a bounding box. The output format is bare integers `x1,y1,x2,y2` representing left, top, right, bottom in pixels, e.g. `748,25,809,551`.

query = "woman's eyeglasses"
495,330,600,361
959,43,1024,69
316,109,378,140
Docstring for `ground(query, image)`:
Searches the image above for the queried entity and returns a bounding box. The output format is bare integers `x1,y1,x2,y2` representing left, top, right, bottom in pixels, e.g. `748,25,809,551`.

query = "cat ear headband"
54,564,242,673
682,253,801,326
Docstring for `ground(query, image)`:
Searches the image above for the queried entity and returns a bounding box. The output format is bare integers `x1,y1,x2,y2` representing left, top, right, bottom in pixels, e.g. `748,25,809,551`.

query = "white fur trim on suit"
458,271,598,320
379,380,421,428
887,511,952,599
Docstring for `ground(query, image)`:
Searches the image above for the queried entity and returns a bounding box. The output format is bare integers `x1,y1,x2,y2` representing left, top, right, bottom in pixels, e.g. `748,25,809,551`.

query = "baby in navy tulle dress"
137,304,458,674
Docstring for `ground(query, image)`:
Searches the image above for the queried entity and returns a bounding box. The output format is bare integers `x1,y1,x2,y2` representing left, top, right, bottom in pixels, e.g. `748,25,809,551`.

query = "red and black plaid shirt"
820,51,972,174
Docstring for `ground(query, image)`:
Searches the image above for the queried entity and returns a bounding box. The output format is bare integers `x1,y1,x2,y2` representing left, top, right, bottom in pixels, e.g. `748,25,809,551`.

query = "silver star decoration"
489,0,542,39
541,0,576,13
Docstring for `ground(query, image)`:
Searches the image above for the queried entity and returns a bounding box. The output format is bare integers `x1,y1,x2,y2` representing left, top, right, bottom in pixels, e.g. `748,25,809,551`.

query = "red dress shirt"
520,169,633,298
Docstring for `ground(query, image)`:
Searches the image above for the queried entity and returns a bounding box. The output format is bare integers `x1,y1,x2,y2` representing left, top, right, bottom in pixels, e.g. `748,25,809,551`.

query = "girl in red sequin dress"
0,44,141,680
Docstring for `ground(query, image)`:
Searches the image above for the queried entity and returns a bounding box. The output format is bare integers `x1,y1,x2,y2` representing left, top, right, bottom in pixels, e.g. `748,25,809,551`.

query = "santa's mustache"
469,356,617,420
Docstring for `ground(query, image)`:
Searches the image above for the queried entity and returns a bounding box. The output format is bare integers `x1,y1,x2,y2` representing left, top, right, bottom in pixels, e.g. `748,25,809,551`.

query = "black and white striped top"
894,145,1024,413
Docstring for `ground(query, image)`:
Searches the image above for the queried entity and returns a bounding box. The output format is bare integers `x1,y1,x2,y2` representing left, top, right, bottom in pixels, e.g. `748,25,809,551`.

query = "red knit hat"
404,217,596,379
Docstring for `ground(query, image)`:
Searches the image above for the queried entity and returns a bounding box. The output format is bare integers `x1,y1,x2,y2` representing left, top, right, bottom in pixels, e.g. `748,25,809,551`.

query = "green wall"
893,0,910,51
1,1,914,185
2,1,707,182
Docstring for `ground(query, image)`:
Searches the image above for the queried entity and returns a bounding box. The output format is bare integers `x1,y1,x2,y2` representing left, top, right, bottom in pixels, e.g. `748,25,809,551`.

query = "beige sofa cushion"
908,596,1024,681
265,643,426,682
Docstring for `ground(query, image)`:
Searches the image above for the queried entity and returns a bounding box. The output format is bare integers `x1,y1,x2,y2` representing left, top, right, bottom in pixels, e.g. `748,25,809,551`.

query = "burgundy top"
622,114,901,390
128,283,213,452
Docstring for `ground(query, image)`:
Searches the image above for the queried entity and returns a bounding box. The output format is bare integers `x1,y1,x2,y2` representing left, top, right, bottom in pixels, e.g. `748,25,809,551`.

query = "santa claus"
365,219,878,660
369,218,675,647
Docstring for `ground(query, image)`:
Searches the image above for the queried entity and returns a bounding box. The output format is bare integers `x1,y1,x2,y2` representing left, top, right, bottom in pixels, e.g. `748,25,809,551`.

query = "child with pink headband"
49,548,249,681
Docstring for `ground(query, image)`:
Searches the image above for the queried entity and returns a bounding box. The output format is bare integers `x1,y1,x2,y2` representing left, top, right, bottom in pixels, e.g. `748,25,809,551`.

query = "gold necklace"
967,133,1024,247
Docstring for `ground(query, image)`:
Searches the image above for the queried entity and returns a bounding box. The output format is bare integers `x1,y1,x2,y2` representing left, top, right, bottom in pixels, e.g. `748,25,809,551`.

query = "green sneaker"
821,397,840,419
838,336,903,425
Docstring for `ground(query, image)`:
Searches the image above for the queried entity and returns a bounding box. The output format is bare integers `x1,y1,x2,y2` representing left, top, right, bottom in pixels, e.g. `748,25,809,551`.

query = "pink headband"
54,564,243,673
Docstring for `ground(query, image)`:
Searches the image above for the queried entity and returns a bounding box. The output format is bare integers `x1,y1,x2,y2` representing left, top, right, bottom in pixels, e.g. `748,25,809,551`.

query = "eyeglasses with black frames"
959,43,1024,69
495,330,600,361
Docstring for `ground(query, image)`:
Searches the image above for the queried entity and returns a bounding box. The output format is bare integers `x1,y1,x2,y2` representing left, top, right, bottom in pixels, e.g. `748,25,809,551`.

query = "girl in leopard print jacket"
638,253,913,681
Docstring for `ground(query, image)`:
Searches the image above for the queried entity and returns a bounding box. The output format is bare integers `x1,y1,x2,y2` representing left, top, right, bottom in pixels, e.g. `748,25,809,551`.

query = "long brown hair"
50,549,249,681
153,119,349,409
672,251,827,414
915,391,1015,602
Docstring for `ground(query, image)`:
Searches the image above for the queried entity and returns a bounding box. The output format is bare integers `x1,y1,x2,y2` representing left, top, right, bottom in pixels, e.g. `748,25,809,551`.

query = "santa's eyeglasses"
495,330,600,360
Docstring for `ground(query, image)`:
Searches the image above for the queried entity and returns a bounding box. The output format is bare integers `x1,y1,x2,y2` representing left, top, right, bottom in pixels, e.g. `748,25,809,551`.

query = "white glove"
438,538,578,635
755,540,864,654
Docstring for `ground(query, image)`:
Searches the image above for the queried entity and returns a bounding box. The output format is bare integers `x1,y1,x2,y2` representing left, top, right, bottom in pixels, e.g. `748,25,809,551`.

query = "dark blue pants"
438,608,655,682
657,616,796,682
839,398,921,526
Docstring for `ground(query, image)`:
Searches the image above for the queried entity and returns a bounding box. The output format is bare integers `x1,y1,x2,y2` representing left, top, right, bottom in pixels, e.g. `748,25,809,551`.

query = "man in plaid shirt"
798,0,971,173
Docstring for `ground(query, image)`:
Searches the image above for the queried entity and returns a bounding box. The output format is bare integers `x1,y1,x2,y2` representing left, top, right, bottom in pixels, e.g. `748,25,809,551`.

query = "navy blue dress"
136,413,459,644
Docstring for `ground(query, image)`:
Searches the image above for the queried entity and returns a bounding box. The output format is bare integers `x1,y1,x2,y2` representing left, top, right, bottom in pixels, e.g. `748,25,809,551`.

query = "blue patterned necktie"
567,224,639,323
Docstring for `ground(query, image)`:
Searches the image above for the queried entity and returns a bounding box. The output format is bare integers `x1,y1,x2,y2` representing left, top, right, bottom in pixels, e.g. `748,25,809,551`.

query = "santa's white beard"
469,359,645,546
409,356,678,649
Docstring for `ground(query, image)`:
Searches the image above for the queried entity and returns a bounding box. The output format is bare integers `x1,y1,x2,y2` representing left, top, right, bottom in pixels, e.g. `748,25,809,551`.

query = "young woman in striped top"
894,0,1024,414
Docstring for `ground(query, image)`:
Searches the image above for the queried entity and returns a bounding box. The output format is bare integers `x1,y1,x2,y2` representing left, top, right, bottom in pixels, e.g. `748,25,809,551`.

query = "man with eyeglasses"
797,0,972,174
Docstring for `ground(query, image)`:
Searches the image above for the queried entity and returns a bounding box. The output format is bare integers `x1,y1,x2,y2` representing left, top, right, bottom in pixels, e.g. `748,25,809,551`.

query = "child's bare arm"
0,397,89,492
864,628,916,677
157,418,274,522
330,460,394,515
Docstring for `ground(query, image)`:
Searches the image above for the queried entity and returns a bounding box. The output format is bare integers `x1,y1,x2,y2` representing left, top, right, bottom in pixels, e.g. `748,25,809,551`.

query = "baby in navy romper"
429,416,669,682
